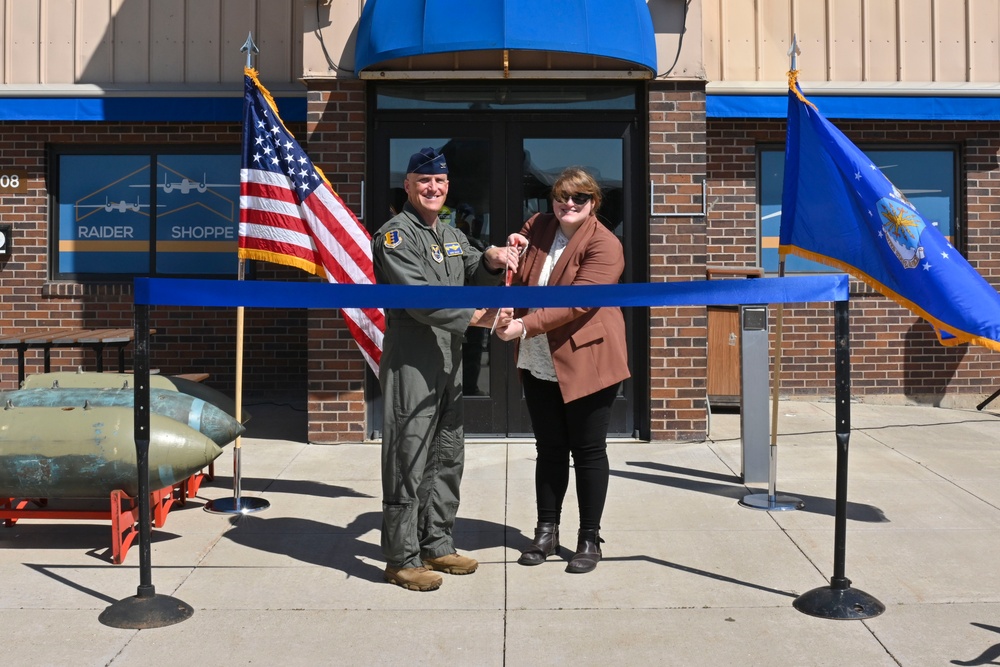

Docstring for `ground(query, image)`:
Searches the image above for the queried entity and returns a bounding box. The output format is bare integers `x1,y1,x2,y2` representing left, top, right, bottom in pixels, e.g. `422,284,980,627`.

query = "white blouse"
517,226,570,382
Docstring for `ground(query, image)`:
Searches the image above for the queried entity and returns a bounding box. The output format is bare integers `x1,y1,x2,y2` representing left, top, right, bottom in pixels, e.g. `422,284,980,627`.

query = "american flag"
238,67,384,374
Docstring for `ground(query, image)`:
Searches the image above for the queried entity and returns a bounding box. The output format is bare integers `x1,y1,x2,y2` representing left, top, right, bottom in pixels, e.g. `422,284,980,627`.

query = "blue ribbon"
135,275,848,308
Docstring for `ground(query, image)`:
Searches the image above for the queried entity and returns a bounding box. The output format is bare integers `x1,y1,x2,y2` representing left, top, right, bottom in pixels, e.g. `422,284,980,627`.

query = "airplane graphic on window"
75,196,163,213
140,173,240,194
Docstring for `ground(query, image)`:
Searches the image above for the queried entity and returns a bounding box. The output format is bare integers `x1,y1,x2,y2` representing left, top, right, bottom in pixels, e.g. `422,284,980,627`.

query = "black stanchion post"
98,302,194,628
976,386,1000,411
793,299,884,619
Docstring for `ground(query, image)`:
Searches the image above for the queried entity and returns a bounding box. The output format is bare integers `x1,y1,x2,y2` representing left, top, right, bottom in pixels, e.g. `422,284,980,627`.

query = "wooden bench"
0,328,154,387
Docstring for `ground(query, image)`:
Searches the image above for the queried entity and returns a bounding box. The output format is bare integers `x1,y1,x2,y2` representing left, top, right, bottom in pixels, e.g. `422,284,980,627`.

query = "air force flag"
779,79,1000,352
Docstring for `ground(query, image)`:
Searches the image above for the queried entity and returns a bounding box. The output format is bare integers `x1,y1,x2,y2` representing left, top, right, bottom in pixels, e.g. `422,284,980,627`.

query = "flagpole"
741,37,801,512
782,37,883,620
793,301,884,619
205,32,268,516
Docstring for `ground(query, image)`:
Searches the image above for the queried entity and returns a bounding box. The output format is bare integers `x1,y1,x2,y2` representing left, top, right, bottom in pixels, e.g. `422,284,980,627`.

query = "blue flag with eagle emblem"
779,79,1000,352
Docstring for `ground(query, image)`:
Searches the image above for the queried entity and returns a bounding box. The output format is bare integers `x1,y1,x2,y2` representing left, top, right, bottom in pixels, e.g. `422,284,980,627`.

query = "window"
758,147,958,274
53,148,240,280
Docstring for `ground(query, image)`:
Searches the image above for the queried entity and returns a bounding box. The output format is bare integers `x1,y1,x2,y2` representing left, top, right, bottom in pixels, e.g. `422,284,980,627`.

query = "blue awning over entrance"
355,0,657,75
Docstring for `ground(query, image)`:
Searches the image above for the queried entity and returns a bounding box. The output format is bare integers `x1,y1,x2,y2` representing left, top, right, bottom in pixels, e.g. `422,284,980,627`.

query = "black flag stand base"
99,585,194,629
793,577,885,620
793,301,885,621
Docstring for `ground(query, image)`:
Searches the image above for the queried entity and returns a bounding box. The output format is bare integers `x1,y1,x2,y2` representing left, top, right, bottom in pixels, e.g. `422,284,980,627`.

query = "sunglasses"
555,193,592,206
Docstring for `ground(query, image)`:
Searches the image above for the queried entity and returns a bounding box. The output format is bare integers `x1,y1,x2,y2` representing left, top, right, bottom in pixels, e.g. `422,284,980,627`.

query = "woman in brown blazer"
496,167,630,573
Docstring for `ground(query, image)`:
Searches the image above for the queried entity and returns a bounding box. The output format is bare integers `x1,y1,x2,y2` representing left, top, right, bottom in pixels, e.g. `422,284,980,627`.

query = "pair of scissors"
490,242,515,335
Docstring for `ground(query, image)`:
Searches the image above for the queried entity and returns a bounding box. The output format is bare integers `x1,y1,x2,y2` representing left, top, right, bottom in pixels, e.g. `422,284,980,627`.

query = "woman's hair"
550,166,602,213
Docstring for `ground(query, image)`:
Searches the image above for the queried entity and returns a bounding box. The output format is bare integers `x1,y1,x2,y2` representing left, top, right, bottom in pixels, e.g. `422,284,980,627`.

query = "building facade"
0,0,997,443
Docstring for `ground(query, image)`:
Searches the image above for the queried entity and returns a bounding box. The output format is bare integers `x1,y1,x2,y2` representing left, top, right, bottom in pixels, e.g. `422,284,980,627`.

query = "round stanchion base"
203,496,270,515
99,594,194,629
793,585,886,620
739,493,804,511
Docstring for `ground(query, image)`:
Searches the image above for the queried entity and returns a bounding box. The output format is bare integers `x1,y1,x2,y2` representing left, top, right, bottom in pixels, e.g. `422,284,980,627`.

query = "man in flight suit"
372,147,527,591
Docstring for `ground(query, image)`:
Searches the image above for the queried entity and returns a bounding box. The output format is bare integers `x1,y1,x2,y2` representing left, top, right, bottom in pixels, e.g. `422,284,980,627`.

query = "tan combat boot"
422,552,479,575
383,566,443,591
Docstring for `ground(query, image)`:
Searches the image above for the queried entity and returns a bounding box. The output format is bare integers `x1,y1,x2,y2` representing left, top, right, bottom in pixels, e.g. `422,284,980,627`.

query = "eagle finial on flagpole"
241,32,259,69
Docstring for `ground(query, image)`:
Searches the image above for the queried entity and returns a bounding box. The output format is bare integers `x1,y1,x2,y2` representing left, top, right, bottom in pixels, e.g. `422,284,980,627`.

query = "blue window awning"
708,93,1000,121
0,95,306,122
355,0,657,75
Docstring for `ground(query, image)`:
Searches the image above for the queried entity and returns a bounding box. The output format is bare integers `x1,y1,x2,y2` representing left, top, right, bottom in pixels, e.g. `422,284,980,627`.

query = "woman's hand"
495,318,525,342
484,234,529,273
471,307,513,329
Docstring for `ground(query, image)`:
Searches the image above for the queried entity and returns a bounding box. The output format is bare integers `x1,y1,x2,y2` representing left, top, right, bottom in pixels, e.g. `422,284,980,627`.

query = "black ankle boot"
517,522,560,566
566,529,603,574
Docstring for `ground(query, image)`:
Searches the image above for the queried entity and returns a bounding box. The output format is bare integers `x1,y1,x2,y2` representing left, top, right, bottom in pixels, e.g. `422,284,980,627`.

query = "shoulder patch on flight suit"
430,244,444,263
443,242,463,256
383,230,402,249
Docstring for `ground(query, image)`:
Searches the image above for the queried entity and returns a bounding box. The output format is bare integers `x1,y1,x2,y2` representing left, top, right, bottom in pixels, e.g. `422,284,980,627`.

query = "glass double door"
371,120,637,436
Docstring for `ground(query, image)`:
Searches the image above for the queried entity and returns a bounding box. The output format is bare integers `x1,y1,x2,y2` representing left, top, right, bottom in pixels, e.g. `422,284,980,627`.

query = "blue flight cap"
407,147,448,175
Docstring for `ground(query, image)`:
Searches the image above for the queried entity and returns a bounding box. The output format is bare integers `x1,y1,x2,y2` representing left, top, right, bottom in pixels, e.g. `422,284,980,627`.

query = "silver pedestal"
203,445,269,514
740,493,803,511
204,496,270,514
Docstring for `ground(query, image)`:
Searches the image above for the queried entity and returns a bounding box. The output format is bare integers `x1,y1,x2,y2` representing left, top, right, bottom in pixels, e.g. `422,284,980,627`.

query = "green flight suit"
372,202,502,569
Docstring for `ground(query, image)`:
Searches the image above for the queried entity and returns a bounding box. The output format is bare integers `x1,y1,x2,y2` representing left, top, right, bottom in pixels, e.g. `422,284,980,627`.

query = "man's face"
404,173,449,223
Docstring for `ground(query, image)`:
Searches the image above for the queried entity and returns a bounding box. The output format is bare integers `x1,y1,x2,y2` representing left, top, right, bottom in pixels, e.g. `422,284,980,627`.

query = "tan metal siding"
707,0,1000,83
934,0,967,81
255,0,295,82
828,0,864,80
797,2,832,83
899,0,932,81
186,2,220,83
703,0,722,80
76,0,112,82
221,0,256,79
968,0,1000,81
721,0,757,79
759,0,793,81
10,1,41,84
0,2,5,80
864,0,898,80
0,0,301,86
303,0,357,77
149,0,185,82
113,0,150,83
42,0,76,83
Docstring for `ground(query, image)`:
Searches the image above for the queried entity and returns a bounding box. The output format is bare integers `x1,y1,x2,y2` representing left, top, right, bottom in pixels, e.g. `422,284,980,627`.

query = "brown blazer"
514,212,631,403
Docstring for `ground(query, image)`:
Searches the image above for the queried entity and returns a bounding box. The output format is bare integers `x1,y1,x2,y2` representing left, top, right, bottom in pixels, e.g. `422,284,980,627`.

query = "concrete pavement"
3,398,1000,666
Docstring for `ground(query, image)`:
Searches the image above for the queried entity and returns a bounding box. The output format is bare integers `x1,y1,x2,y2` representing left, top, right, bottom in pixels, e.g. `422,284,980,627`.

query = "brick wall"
706,117,1000,406
0,121,309,409
648,82,710,440
305,80,370,442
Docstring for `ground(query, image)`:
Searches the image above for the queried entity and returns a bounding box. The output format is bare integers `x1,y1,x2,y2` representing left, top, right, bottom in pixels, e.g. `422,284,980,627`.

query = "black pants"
522,372,619,531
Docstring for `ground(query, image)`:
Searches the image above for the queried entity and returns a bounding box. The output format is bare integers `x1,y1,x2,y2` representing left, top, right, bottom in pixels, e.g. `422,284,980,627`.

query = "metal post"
793,299,885,619
99,302,194,628
739,304,802,511
203,31,268,517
